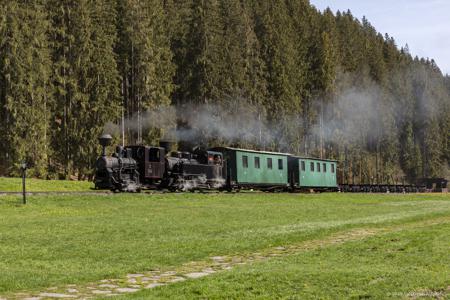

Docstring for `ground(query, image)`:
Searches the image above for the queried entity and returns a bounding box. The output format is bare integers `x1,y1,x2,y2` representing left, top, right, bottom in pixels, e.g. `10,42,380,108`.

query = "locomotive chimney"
99,134,113,157
159,140,173,153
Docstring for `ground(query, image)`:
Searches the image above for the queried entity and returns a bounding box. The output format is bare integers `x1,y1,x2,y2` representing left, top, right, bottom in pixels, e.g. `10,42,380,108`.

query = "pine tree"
400,122,421,180
48,0,120,178
76,0,121,177
219,0,266,104
0,1,52,177
177,0,225,104
116,0,174,144
253,1,301,114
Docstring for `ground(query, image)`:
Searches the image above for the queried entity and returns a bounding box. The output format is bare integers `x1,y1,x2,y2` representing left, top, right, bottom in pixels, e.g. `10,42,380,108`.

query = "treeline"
0,0,449,182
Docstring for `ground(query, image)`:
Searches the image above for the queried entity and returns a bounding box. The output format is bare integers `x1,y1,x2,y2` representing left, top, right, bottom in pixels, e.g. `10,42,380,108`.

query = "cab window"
301,161,305,171
278,159,283,170
213,154,222,165
148,148,160,162
310,162,314,172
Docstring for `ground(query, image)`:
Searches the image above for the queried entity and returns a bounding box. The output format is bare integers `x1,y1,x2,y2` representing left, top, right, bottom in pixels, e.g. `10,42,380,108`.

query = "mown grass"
0,192,449,297
124,222,450,299
0,177,92,192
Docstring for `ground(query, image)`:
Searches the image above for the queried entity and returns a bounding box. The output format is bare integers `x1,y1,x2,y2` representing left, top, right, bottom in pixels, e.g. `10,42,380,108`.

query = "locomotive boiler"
95,134,140,192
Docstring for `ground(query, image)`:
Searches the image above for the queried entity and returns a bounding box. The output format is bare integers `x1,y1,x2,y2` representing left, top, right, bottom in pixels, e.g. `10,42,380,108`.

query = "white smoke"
103,67,449,163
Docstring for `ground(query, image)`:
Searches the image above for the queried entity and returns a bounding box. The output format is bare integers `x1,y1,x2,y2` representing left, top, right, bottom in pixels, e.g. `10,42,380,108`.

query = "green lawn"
123,222,450,299
0,177,93,192
0,192,449,298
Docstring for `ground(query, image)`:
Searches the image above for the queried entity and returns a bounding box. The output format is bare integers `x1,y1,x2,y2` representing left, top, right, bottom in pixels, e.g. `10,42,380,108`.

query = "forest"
0,0,449,184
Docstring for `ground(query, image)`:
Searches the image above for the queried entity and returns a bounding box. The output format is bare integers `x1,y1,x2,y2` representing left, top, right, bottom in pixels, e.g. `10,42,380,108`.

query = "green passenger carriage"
211,147,290,190
289,156,338,191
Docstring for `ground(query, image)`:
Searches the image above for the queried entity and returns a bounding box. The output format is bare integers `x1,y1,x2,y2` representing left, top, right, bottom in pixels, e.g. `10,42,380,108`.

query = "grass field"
119,221,450,299
0,192,449,299
0,177,93,192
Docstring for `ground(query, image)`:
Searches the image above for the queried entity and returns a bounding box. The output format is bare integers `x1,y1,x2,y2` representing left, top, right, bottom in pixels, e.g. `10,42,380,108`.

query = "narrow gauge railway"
94,134,447,193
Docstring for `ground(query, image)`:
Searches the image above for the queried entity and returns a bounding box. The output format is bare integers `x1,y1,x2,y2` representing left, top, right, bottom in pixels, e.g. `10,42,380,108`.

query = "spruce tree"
48,0,120,178
116,0,174,144
177,0,224,104
0,1,52,177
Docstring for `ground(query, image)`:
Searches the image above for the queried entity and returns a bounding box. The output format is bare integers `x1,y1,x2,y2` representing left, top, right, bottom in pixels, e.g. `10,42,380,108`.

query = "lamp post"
20,162,27,204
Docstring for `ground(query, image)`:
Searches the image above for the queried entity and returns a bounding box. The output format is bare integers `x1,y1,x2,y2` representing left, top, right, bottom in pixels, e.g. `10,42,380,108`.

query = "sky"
309,0,450,75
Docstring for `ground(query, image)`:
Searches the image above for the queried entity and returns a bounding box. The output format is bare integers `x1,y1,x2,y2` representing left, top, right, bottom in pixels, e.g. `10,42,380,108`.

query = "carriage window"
301,161,305,171
148,148,160,162
310,162,314,172
317,162,321,172
242,155,248,168
331,164,335,173
267,158,273,169
323,163,327,172
255,157,260,168
278,159,283,170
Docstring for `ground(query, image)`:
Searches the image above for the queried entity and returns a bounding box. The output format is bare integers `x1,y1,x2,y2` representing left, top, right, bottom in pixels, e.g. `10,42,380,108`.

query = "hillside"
0,0,449,183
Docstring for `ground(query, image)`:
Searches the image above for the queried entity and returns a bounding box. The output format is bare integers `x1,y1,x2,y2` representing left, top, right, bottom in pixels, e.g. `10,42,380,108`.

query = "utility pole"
258,112,263,149
20,162,27,204
121,81,126,146
320,100,324,159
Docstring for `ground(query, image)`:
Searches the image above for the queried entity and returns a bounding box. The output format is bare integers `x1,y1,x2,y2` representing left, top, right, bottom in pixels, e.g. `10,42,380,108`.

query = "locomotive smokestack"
99,134,113,157
159,141,173,153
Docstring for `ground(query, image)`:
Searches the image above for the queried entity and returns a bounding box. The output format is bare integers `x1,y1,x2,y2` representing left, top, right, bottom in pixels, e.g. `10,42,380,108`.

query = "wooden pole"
21,163,27,204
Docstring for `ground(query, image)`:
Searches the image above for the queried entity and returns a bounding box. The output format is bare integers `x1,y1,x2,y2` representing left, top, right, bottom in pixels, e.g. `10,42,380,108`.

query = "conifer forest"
0,0,449,183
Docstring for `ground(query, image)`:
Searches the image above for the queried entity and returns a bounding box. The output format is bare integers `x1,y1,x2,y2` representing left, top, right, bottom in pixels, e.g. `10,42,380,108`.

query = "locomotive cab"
194,150,224,166
125,146,166,188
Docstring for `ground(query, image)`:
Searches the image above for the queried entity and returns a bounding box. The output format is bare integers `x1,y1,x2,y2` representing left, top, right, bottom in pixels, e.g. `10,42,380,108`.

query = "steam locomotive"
94,134,226,192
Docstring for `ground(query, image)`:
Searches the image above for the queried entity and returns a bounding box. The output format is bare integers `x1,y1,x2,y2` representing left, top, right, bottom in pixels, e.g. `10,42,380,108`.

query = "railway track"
0,190,212,196
0,191,112,196
0,187,443,196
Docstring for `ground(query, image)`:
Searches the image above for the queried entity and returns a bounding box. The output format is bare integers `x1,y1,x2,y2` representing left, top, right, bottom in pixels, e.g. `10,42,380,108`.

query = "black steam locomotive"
94,134,226,192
